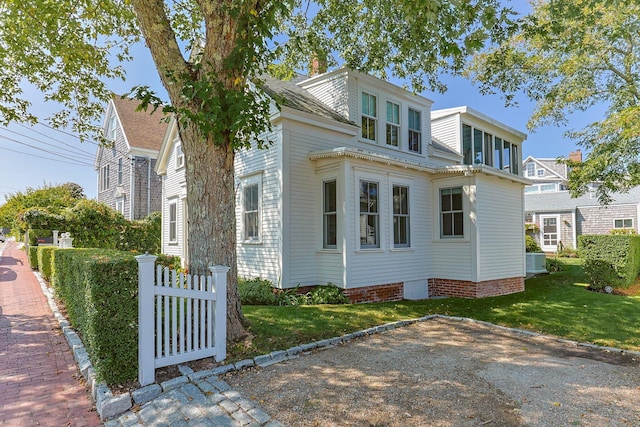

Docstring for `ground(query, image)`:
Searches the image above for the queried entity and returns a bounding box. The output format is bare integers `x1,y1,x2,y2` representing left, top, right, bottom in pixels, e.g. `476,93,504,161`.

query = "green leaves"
469,0,640,202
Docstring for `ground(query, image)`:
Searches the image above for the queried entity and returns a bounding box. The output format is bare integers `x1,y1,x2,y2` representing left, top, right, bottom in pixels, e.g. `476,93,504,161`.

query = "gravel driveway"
225,317,640,426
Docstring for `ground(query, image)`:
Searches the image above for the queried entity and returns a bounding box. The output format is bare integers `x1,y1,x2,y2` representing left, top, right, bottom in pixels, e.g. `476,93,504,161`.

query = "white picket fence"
136,254,228,386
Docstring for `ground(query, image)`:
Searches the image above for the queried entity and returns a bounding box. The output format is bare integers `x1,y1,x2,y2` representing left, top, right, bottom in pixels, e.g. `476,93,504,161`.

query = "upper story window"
359,180,379,248
168,200,177,243
106,112,117,141
175,143,184,169
100,164,110,191
525,162,535,177
408,108,422,153
385,101,400,147
462,124,519,176
117,158,123,185
361,92,377,142
537,169,545,177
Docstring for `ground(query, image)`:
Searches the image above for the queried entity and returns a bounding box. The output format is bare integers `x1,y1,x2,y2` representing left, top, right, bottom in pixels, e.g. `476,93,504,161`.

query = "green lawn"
231,259,640,360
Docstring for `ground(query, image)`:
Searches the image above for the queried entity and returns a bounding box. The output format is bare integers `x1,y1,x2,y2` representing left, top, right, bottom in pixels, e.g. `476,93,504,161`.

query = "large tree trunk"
179,123,246,340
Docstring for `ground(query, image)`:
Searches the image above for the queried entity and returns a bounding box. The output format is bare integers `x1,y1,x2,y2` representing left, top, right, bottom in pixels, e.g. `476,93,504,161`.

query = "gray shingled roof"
525,187,640,212
261,77,355,126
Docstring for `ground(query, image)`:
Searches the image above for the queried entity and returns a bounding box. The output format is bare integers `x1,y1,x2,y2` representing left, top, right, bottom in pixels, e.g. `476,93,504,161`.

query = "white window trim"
439,186,465,239
117,157,123,186
360,90,378,143
385,100,400,148
322,179,338,250
116,197,125,215
168,199,178,244
539,214,560,251
100,164,110,191
241,173,263,244
613,218,633,229
175,141,185,170
355,173,381,251
407,107,422,154
389,177,412,249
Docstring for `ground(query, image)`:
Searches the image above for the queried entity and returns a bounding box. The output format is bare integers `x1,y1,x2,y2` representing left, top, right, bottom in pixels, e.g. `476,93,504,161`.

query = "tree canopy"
468,0,640,204
1,0,515,340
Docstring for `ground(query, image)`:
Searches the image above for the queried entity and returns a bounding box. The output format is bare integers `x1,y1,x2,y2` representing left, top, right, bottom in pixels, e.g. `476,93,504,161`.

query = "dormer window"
525,162,535,177
462,123,519,176
361,92,377,142
385,101,400,147
175,142,184,169
537,169,545,177
408,109,421,153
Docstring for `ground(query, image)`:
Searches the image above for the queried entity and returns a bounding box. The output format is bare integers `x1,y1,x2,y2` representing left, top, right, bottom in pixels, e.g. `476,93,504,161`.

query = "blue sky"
0,4,601,205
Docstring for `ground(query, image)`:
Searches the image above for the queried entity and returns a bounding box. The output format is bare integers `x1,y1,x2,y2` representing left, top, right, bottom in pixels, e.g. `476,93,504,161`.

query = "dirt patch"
224,318,640,427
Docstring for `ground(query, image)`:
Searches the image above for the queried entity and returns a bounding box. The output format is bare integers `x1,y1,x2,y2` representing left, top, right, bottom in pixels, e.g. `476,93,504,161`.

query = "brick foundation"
343,282,404,304
428,276,524,298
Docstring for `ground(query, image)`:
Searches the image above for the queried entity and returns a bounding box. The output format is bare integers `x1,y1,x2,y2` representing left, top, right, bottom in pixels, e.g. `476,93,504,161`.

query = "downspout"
147,157,151,217
130,157,135,220
572,209,577,249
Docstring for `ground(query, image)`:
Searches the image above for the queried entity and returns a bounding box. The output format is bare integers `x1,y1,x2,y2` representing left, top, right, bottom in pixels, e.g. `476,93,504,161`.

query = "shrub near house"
578,234,640,291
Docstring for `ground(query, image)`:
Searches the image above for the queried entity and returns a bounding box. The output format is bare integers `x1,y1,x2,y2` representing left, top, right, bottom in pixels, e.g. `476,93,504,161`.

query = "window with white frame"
116,197,125,215
323,180,337,249
361,92,377,142
614,218,633,229
537,168,545,176
408,108,421,153
386,101,400,147
169,201,177,243
359,180,379,248
117,158,123,185
242,175,262,242
440,187,463,238
525,162,535,177
462,124,519,175
106,112,117,141
392,185,410,247
100,165,110,191
175,143,184,169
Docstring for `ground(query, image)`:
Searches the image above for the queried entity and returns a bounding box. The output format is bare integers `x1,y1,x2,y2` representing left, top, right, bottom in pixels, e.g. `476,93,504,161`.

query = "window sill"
355,248,385,254
242,240,263,245
390,247,414,252
433,238,469,243
316,249,341,254
168,241,179,246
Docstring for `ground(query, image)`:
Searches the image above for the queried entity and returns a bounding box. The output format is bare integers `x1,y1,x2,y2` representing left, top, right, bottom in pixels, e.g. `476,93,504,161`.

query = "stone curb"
34,264,640,422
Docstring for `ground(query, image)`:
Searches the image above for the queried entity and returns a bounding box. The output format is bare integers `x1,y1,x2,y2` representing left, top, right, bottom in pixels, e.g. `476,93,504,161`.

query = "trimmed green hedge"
37,246,58,281
578,234,640,289
28,245,39,269
52,249,139,384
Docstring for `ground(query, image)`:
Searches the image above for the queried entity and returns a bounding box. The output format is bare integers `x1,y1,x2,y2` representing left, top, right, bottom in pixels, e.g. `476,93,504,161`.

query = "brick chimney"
309,52,328,76
569,150,582,162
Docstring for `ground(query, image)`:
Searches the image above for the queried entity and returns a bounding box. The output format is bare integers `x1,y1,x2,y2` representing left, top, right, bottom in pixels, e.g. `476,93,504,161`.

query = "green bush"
64,199,125,249
238,277,277,305
525,235,542,253
28,245,38,269
37,246,58,281
546,257,565,273
578,234,640,288
52,249,138,384
306,284,350,305
28,228,52,246
119,211,161,254
583,258,623,290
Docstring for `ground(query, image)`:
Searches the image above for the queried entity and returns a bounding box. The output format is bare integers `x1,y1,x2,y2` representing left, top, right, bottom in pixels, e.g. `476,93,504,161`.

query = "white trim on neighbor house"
539,214,561,252
239,172,263,244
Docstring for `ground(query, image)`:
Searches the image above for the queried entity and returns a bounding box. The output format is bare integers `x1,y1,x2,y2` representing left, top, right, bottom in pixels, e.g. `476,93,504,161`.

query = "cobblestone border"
34,260,640,423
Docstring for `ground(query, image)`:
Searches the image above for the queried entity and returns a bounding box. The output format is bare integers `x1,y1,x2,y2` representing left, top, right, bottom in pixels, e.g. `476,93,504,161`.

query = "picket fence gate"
136,254,228,386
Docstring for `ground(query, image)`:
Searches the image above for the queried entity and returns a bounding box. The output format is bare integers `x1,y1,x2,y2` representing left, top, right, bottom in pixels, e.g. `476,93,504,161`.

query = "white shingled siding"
430,114,460,153
475,175,526,280
235,127,283,286
430,176,474,281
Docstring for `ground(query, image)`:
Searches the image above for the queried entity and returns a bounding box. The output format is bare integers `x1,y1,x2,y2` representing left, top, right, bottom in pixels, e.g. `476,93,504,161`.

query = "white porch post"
136,254,158,386
209,265,229,362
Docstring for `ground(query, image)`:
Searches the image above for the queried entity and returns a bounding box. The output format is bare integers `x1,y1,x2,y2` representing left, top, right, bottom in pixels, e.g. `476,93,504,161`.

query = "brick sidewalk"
0,241,101,426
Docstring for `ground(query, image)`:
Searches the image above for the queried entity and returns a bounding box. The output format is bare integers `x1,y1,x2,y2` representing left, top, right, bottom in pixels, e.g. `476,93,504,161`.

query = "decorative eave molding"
309,147,532,185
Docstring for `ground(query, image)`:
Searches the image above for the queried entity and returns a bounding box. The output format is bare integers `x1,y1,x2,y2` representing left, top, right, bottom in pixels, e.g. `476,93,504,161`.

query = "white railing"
136,254,228,386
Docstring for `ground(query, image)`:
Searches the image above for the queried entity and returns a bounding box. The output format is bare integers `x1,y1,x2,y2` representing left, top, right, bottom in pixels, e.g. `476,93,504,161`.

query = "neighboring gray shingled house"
524,151,640,251
94,97,168,220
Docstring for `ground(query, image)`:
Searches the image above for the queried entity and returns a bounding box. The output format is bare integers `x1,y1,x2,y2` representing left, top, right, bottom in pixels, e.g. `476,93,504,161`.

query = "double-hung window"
168,201,177,243
408,109,421,153
117,158,123,185
359,180,379,248
614,218,633,229
440,187,463,238
175,142,184,169
242,174,262,242
361,92,377,142
101,165,110,191
393,185,410,247
386,101,400,147
106,112,117,141
323,180,337,249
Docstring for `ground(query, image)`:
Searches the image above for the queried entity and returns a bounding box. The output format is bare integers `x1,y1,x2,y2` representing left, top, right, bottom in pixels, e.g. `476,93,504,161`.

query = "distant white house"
155,68,529,302
524,151,640,252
